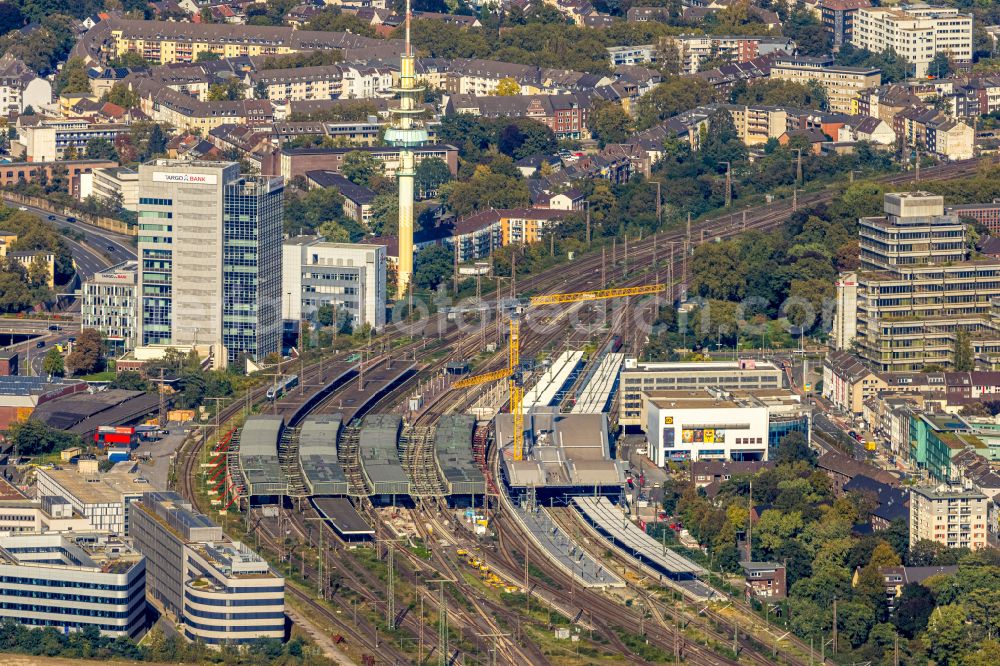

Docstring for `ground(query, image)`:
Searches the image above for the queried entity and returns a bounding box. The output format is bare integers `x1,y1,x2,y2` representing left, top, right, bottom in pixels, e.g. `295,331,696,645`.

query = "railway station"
432,414,486,502
237,416,288,503
358,413,411,502
519,351,584,413
497,408,627,503
317,360,417,424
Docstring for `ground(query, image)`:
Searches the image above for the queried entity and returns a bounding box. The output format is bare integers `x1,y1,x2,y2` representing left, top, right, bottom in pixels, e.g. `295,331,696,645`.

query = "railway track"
173,157,990,662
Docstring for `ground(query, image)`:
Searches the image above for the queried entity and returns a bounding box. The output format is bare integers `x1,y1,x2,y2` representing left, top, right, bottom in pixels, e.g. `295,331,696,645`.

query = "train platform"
298,415,349,496
237,415,287,498
512,501,624,589
434,414,486,497
571,353,623,414
312,496,374,540
572,496,706,581
358,413,410,499
314,359,416,425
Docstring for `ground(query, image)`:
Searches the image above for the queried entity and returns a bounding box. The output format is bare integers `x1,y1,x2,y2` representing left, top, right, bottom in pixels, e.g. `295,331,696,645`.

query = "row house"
107,17,394,64
272,119,384,146
246,65,345,103
0,54,51,115
894,106,974,160
129,76,274,131
444,93,593,140
689,51,782,94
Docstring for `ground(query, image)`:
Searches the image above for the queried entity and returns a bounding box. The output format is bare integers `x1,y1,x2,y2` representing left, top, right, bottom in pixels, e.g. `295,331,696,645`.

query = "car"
17,206,26,211
65,216,76,223
47,325,59,331
107,245,115,252
67,337,76,343
47,215,55,220
35,341,44,348
848,430,858,439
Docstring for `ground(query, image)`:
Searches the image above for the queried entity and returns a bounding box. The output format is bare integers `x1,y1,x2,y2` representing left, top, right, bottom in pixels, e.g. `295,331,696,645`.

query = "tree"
773,431,816,466
930,51,951,78
589,100,632,148
731,79,826,110
85,137,118,161
494,76,521,96
6,420,81,456
109,371,151,392
42,348,63,377
65,328,104,375
369,192,399,236
54,57,91,95
953,329,974,371
442,166,530,217
414,244,452,290
0,3,24,37
415,157,451,198
146,123,167,158
104,83,138,109
206,79,245,101
195,50,220,62
924,603,971,666
637,76,719,128
341,151,381,187
497,119,556,160
307,9,378,37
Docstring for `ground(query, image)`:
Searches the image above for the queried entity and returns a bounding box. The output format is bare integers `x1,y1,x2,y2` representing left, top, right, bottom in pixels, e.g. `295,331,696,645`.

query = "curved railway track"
173,157,990,662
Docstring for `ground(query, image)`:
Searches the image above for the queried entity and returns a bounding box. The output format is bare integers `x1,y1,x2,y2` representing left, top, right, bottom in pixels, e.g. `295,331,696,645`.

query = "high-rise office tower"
137,160,283,364
384,0,428,299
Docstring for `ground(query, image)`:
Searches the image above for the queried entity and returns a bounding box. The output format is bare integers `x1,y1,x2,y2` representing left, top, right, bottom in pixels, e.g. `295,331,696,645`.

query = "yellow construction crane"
453,284,666,461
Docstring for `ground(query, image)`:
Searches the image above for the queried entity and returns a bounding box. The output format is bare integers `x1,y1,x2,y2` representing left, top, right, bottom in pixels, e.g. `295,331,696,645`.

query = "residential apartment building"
85,167,139,211
619,358,783,426
0,159,116,198
15,117,130,162
852,5,973,78
136,160,283,363
246,65,345,102
282,237,386,332
660,35,794,74
821,0,871,49
131,491,284,644
81,261,138,354
769,55,881,114
130,77,274,132
108,18,392,64
498,208,570,244
842,192,1000,371
445,93,592,140
909,485,988,550
304,170,375,225
0,54,51,115
607,45,659,67
822,349,888,414
0,533,146,637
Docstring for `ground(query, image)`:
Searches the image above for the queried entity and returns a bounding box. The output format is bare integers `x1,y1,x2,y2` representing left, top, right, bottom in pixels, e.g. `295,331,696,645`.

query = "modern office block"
136,160,283,363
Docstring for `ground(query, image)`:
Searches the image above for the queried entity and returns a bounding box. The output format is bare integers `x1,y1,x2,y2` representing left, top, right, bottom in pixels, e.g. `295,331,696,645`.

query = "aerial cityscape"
0,0,999,664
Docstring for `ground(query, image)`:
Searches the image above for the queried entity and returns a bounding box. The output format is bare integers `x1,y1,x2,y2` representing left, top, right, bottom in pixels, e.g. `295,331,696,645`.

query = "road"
5,200,136,281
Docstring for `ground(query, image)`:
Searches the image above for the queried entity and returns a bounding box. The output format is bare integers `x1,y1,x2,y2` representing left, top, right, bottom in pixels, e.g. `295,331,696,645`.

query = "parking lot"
133,428,189,491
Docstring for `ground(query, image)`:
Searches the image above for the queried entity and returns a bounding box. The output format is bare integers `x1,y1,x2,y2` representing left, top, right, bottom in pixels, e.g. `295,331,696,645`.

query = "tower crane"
453,284,666,461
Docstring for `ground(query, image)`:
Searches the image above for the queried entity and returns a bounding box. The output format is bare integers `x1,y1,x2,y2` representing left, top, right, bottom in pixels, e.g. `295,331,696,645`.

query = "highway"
5,199,137,281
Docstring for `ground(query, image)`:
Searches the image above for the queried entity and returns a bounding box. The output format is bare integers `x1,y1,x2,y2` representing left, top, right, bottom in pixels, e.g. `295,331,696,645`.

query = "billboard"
153,172,218,185
682,428,726,444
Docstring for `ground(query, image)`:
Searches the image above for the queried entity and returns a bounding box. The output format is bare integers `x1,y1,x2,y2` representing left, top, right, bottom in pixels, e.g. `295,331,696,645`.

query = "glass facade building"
136,161,283,362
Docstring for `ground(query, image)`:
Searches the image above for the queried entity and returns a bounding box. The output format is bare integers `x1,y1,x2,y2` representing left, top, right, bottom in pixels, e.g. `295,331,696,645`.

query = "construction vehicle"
453,284,666,461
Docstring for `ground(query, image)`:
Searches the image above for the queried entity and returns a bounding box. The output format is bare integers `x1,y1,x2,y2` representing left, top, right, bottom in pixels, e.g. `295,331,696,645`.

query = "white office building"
282,236,386,331
137,160,284,363
131,491,284,645
852,5,973,78
35,461,152,536
81,260,138,353
0,533,146,637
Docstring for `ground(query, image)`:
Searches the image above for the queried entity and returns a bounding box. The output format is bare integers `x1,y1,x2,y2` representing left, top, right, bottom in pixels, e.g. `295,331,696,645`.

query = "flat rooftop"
38,462,153,504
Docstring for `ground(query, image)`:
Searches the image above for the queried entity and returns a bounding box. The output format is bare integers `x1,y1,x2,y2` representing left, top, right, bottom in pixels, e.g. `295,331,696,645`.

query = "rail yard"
172,158,988,665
